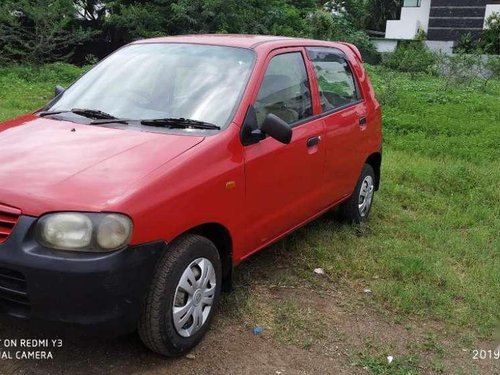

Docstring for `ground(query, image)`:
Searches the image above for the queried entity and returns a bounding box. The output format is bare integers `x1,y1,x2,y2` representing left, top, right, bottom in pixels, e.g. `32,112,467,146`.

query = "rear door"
242,48,326,254
306,47,368,205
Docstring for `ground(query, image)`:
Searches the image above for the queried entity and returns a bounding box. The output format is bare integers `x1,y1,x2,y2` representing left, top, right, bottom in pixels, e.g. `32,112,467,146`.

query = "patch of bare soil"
0,315,361,375
266,282,500,375
0,267,497,374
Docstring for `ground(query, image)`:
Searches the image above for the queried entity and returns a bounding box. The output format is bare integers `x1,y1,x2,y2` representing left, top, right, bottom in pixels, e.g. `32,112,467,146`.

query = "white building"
374,0,500,53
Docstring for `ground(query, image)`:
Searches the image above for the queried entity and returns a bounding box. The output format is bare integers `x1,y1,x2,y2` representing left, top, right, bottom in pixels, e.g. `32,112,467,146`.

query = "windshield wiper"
89,118,130,125
38,109,70,117
140,118,220,130
71,108,117,120
38,108,117,120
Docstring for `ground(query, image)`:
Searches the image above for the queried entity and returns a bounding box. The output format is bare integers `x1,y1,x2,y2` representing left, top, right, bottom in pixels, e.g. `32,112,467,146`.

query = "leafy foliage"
365,0,400,32
0,0,94,65
103,0,319,38
381,41,439,74
448,12,500,55
440,51,500,91
325,0,401,32
480,12,500,55
325,0,369,29
455,33,477,54
308,10,377,60
486,54,500,79
0,0,380,65
382,42,500,92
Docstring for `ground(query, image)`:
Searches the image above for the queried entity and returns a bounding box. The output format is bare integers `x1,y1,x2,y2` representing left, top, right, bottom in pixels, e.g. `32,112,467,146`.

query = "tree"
103,0,319,39
365,0,401,32
0,0,94,65
308,9,376,57
74,0,106,22
0,0,377,65
325,0,369,29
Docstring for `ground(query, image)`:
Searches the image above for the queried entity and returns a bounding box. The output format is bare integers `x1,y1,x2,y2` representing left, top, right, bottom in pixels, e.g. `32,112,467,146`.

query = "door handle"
306,136,321,148
359,116,367,126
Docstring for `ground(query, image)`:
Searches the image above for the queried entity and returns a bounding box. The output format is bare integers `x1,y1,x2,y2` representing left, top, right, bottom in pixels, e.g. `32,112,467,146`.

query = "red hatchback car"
0,35,381,356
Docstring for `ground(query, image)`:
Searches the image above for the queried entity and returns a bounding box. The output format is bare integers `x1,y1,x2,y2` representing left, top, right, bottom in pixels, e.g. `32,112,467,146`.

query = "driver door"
242,48,326,256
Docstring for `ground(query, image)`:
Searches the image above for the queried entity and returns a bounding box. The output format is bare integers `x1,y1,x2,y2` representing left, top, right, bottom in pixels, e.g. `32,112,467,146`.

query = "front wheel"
339,164,376,223
138,234,222,356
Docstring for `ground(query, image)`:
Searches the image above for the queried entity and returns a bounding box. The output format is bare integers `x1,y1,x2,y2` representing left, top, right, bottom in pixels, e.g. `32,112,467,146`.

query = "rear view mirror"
54,85,65,98
261,113,292,144
240,105,293,146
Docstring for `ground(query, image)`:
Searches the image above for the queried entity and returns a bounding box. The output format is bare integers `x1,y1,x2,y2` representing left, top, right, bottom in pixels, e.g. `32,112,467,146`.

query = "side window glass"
255,52,312,126
307,48,360,112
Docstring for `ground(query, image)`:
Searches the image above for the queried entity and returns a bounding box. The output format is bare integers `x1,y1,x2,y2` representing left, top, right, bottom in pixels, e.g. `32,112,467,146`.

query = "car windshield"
47,43,255,129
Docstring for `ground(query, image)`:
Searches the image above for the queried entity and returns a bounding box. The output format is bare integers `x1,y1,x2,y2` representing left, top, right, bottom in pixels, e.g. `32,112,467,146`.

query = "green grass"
358,352,421,375
352,67,499,336
0,63,85,120
1,63,499,352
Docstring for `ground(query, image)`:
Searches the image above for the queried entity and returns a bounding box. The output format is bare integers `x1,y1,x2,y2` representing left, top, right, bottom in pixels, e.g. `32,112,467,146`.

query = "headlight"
36,212,133,252
96,214,133,251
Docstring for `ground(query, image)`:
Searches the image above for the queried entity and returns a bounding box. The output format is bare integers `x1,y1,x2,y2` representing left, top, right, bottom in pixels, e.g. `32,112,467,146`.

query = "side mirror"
241,105,293,146
54,85,65,98
240,105,265,146
260,113,292,144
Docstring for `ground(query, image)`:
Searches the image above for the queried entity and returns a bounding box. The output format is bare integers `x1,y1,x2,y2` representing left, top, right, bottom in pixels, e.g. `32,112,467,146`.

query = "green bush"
455,32,477,53
440,50,481,89
308,10,379,62
486,55,500,78
366,64,400,105
440,50,500,91
382,41,439,74
480,12,500,54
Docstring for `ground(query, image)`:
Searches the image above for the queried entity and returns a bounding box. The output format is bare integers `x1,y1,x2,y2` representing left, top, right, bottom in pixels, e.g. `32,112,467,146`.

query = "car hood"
0,116,204,216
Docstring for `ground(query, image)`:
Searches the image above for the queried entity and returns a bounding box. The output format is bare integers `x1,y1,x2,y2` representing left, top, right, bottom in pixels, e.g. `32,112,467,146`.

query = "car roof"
133,34,346,51
132,34,363,62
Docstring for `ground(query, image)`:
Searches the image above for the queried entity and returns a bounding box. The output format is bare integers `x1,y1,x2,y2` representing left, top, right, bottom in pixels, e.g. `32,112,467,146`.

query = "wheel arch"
184,223,233,292
365,152,382,190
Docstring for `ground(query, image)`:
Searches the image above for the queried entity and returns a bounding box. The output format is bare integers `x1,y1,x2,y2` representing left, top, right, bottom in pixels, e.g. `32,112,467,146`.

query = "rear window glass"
307,48,360,112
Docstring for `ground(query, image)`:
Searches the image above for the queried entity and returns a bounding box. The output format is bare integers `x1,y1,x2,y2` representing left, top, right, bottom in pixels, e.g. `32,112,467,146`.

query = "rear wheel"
339,164,375,223
138,234,221,356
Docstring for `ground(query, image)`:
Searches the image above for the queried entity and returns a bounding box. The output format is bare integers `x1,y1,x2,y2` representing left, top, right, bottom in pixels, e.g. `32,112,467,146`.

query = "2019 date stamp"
472,348,500,360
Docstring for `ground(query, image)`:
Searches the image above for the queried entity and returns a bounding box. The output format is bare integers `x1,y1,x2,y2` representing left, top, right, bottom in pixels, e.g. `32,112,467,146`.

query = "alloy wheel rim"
172,257,216,338
358,175,374,217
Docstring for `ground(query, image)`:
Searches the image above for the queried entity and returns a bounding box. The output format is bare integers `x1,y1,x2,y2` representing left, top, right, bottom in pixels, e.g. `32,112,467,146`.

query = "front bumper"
0,216,165,335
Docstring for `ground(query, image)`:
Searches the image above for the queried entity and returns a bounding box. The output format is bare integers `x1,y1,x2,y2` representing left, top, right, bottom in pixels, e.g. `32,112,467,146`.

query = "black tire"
339,164,376,223
138,234,222,357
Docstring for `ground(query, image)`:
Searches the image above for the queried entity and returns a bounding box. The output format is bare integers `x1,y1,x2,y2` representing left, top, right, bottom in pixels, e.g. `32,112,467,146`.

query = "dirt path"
0,288,498,374
0,317,360,375
0,246,498,374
